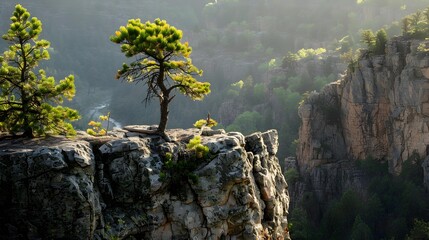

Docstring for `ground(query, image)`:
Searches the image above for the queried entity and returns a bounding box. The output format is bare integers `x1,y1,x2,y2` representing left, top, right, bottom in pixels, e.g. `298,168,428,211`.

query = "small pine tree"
402,17,411,36
111,18,210,135
361,29,376,52
87,113,110,136
411,11,423,26
0,4,80,137
193,118,218,129
424,7,429,24
404,10,429,39
186,135,209,159
374,29,388,55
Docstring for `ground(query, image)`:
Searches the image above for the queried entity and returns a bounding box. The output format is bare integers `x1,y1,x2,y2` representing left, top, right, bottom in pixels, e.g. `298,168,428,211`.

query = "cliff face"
0,127,289,240
297,37,429,201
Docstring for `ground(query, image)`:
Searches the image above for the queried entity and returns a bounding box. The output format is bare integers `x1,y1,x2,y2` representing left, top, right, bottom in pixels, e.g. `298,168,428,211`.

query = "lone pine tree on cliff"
0,4,80,137
111,18,210,138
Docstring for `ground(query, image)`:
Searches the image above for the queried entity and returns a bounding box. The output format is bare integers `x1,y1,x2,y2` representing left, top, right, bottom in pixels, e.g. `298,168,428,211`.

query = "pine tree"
0,4,80,137
411,11,423,27
402,17,411,36
111,18,210,135
360,29,376,52
424,7,429,24
374,29,388,55
350,216,373,240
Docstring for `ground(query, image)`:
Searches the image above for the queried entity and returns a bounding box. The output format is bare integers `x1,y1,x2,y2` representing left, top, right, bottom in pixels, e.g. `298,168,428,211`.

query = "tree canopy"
0,4,79,137
402,7,429,38
110,18,210,134
360,28,388,55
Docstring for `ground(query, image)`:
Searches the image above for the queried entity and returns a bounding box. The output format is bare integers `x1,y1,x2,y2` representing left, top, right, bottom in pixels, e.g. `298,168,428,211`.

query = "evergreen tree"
111,18,210,135
360,29,376,52
412,11,423,26
0,4,79,137
407,219,429,240
360,28,387,55
289,207,313,240
401,8,429,39
402,16,411,36
374,29,388,55
424,7,429,24
350,216,373,240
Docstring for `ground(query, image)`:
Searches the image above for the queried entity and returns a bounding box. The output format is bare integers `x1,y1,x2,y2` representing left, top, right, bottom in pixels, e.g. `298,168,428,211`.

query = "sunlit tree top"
111,18,191,60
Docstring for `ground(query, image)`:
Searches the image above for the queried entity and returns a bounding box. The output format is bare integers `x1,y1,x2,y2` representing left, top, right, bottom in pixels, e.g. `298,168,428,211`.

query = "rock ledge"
0,127,289,240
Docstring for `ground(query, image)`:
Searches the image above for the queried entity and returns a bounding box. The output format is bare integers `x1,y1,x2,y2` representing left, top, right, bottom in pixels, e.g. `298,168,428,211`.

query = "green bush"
186,135,209,159
284,168,299,185
159,136,211,196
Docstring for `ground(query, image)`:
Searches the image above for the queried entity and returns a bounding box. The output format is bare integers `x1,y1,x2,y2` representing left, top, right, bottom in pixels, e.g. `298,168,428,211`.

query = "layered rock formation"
296,37,429,201
0,127,289,239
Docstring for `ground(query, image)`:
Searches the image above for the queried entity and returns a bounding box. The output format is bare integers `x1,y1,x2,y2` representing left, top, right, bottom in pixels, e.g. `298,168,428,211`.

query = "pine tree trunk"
18,37,33,138
21,87,33,138
158,97,169,133
157,63,169,134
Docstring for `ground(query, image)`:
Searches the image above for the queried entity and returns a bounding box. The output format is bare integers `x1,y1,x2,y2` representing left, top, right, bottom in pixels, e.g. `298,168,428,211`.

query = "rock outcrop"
296,37,429,201
0,127,289,239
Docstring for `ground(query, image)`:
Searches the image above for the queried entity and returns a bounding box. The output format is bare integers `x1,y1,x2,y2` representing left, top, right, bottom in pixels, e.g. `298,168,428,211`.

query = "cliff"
0,127,289,240
296,37,429,201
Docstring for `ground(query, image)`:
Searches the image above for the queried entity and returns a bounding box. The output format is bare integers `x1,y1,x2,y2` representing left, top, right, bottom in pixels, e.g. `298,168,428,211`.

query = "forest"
2,0,429,239
289,155,429,239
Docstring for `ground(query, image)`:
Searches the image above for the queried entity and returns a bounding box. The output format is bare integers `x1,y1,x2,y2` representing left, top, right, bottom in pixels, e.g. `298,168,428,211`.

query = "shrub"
284,168,299,185
193,118,218,129
86,112,110,136
159,136,211,196
187,135,209,158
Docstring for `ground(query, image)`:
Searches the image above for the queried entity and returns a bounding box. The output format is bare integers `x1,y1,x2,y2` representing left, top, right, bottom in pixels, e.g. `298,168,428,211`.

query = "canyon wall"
296,37,429,201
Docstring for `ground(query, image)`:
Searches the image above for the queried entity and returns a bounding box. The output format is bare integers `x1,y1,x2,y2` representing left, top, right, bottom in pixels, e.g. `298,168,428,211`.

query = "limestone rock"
296,37,429,201
0,139,101,239
0,128,290,240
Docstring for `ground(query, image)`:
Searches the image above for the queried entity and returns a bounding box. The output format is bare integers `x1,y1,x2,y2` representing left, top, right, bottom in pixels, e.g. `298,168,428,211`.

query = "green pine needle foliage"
402,7,429,39
186,135,209,159
360,28,388,55
110,18,211,97
193,118,218,129
86,113,110,136
0,4,80,137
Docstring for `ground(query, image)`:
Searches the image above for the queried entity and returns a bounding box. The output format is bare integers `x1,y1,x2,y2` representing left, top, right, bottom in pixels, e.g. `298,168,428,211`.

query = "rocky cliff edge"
0,127,289,240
